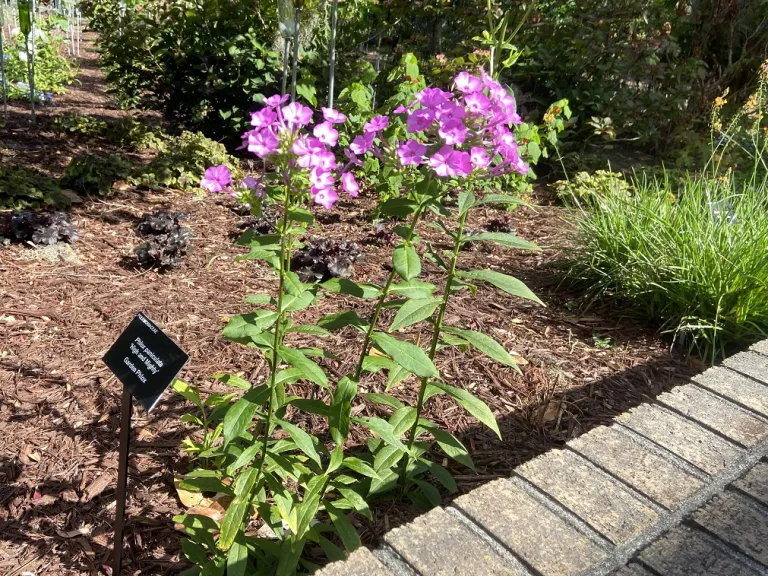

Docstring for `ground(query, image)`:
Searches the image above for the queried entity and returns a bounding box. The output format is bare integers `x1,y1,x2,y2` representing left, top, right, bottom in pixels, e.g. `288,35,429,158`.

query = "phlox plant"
172,73,542,575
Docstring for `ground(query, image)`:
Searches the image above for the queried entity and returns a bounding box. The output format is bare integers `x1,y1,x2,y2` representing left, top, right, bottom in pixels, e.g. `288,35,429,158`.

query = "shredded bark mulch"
0,31,700,576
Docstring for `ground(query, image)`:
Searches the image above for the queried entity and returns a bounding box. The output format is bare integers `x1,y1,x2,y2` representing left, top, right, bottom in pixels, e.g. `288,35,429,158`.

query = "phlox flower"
200,165,231,193
364,115,390,134
436,101,465,122
292,135,324,156
251,108,277,129
464,92,491,115
341,172,359,197
470,147,491,168
438,118,468,146
449,150,473,177
242,176,266,199
393,105,407,114
312,187,338,210
514,156,529,175
247,129,279,158
406,109,435,133
309,166,334,189
397,139,427,166
282,102,313,129
264,94,290,108
350,133,375,155
454,72,483,94
313,121,339,147
429,146,457,177
417,87,453,109
322,107,347,124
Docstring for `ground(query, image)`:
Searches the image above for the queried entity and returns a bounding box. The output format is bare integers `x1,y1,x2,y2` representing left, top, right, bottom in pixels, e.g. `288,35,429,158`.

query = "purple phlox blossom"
242,176,266,199
312,187,338,210
200,165,232,193
349,132,375,155
247,128,279,158
417,87,453,109
454,72,483,94
341,172,360,197
470,147,491,169
322,107,347,124
282,102,313,129
264,94,290,108
438,118,468,146
393,105,407,114
344,148,363,167
397,139,427,166
494,128,520,162
429,145,456,177
463,91,491,115
364,115,390,134
513,156,529,175
309,166,335,189
436,101,465,122
406,109,435,133
450,150,473,177
313,121,339,147
251,107,277,128
292,134,323,156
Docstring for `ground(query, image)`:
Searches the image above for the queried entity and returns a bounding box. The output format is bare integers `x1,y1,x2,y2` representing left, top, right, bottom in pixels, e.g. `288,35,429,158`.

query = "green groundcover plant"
568,62,768,361
172,72,542,575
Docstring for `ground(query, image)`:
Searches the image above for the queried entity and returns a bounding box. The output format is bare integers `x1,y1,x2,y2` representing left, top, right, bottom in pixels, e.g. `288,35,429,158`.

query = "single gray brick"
517,449,658,545
657,384,768,447
384,507,529,576
316,547,393,576
637,525,760,575
750,340,768,356
691,490,768,565
733,462,768,506
569,426,703,509
453,479,608,576
694,368,768,418
617,404,742,475
724,352,768,386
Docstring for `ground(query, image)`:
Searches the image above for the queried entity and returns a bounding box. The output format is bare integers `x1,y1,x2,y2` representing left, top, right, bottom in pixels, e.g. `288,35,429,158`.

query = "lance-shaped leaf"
322,278,382,299
341,457,382,480
371,332,438,378
212,373,251,390
389,298,441,332
460,232,539,250
219,467,260,550
419,421,475,470
428,380,501,438
325,501,361,552
458,190,477,215
442,326,520,372
474,194,529,207
355,416,407,453
457,269,543,304
318,310,369,331
276,419,323,468
393,244,421,280
278,346,328,388
390,279,436,299
222,385,269,446
226,539,249,576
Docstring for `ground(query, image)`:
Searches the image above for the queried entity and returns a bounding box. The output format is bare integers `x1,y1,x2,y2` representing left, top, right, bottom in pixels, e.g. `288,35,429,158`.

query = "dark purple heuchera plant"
174,73,542,575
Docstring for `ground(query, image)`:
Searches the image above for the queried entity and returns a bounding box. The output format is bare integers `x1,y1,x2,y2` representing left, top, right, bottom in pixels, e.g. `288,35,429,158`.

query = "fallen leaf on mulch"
56,523,93,538
81,474,111,502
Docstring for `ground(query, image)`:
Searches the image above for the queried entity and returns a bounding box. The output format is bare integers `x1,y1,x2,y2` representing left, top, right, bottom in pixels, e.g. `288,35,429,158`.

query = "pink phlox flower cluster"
236,99,357,209
349,70,529,178
200,165,232,194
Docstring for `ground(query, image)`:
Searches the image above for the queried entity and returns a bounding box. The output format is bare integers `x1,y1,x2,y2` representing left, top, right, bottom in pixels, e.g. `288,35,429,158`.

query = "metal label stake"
113,387,133,574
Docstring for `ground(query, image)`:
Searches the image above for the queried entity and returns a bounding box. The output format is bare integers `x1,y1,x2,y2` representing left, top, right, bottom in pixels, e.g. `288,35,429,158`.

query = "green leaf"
278,346,328,388
379,198,418,217
318,310,369,331
420,459,458,493
356,417,407,453
181,538,209,566
421,423,475,470
474,194,528,207
457,270,543,304
442,326,520,372
212,373,251,390
290,398,330,417
172,380,203,410
226,442,261,475
219,468,260,550
243,293,274,306
277,419,322,467
296,474,327,536
361,356,396,373
223,394,261,446
179,473,233,495
276,539,304,576
325,501,361,552
458,190,476,215
386,365,410,392
226,540,249,576
389,406,418,436
287,324,331,336
428,380,501,438
362,393,404,410
413,479,442,507
342,457,382,480
393,244,421,280
374,443,404,472
460,232,539,250
335,485,372,520
322,278,382,299
330,377,357,446
222,313,277,344
371,332,438,378
280,290,315,313
390,279,436,299
389,298,441,332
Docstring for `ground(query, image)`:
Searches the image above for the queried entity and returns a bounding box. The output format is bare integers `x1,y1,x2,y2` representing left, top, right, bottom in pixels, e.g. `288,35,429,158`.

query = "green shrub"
109,118,168,151
61,154,133,197
51,113,108,137
0,166,69,209
568,171,768,360
131,131,241,191
554,170,633,207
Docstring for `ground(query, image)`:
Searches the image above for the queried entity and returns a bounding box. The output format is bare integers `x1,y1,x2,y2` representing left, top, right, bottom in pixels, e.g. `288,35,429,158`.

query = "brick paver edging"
318,343,768,576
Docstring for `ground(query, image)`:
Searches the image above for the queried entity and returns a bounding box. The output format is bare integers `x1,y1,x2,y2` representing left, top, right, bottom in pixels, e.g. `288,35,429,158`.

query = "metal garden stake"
328,0,338,108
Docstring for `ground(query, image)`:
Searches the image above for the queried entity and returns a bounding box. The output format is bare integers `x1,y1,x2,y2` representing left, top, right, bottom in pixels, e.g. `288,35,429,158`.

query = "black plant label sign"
103,312,189,412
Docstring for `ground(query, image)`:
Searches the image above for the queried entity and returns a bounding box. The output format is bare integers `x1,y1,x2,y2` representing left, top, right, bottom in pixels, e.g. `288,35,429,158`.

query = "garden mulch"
0,32,701,576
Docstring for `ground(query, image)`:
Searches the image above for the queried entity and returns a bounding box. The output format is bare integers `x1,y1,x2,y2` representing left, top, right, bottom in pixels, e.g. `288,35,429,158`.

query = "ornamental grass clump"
173,73,542,575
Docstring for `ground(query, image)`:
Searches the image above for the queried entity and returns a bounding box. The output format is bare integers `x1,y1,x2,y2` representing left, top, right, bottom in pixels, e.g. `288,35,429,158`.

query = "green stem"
352,203,426,380
400,207,469,484
255,184,294,481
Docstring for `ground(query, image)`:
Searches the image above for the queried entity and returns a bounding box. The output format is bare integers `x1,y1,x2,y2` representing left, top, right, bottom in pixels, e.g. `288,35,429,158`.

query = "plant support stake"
328,0,338,108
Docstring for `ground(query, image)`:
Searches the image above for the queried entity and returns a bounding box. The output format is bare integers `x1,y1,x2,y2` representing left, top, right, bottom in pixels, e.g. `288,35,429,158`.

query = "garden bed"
0,31,699,576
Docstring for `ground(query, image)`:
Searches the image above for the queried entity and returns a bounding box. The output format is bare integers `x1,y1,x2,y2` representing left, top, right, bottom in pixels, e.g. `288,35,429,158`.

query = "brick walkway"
319,343,768,576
